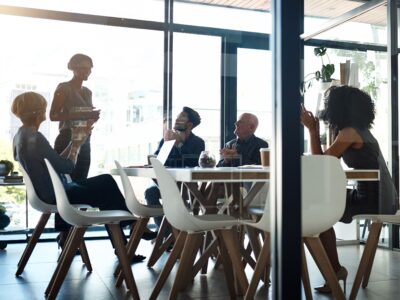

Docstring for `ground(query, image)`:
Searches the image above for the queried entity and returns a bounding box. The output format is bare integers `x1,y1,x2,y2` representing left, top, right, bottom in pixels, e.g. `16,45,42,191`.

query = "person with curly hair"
301,85,398,293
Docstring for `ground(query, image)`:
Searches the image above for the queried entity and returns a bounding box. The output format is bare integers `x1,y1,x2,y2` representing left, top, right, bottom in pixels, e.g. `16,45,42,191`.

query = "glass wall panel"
303,46,389,242
0,0,164,22
0,13,164,229
172,33,221,157
237,48,272,144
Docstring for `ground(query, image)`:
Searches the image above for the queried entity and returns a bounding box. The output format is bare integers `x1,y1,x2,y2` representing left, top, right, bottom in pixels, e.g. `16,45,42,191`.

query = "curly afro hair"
320,85,375,131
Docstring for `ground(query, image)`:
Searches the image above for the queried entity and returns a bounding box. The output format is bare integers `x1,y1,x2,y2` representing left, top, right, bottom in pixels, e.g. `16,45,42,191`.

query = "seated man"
217,113,268,167
145,107,205,230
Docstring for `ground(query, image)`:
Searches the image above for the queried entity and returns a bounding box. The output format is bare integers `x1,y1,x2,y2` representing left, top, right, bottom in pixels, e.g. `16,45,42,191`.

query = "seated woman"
12,92,149,262
301,86,398,293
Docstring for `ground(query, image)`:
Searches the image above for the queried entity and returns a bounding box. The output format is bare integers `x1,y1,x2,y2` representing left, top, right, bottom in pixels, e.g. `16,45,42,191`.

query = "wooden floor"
1,236,400,299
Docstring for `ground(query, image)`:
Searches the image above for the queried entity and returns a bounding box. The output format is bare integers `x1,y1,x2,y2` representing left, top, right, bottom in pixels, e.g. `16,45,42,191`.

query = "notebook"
127,139,175,168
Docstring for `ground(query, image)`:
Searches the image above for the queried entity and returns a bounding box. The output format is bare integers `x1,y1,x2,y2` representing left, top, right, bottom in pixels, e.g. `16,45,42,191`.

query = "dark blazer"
155,132,205,168
217,134,268,167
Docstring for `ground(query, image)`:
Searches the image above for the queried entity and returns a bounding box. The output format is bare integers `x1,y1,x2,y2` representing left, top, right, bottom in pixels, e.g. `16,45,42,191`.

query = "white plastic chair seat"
69,209,135,227
115,160,163,218
44,159,140,300
192,214,238,232
238,155,347,300
20,165,93,213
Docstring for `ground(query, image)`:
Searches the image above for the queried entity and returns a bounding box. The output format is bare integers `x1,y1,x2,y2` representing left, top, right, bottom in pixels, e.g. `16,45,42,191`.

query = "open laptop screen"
156,140,175,165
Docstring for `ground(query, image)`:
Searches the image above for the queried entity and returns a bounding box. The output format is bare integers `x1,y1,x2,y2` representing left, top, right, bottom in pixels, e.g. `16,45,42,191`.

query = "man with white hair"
217,113,268,166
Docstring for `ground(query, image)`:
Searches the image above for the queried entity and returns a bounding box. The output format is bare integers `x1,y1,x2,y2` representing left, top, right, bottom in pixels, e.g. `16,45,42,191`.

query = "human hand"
71,120,94,147
219,147,238,161
163,129,178,141
300,103,319,133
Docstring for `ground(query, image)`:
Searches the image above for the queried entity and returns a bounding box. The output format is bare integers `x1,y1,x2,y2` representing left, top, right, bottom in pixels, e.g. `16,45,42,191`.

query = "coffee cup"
260,148,270,167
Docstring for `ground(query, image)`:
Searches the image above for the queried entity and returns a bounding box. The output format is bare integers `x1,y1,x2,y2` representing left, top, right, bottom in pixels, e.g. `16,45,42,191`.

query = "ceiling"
179,0,387,26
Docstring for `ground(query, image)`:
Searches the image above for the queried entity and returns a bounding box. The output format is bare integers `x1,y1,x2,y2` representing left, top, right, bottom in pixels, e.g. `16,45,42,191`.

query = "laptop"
154,139,175,166
127,139,175,168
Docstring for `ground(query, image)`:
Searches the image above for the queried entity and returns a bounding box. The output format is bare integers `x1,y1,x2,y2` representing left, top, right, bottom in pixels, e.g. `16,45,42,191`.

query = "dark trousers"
54,128,91,181
54,174,132,243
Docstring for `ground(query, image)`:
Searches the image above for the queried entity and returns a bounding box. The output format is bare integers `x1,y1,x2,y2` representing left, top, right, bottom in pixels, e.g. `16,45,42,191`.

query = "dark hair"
183,106,201,128
68,53,93,70
321,86,375,131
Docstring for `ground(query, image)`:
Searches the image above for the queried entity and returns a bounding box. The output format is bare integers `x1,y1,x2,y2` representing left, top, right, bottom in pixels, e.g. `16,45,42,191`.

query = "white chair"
240,155,347,300
43,159,140,300
15,164,92,276
150,157,248,299
350,211,400,299
113,160,167,286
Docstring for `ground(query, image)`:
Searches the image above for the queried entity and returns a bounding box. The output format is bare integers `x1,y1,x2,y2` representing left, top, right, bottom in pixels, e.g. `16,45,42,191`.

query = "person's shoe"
113,249,146,264
142,230,158,241
314,266,348,294
131,254,146,264
56,232,80,256
166,242,174,252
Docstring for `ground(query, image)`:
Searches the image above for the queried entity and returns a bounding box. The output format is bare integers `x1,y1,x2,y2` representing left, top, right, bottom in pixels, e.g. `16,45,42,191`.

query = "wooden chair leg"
301,241,313,300
304,237,345,300
200,231,214,274
108,223,140,300
149,231,187,300
362,222,383,288
169,233,203,299
214,230,237,299
147,217,174,268
115,217,149,286
245,233,270,300
350,222,382,300
220,228,249,295
45,226,78,296
78,239,92,272
16,213,50,276
192,238,218,278
47,227,87,300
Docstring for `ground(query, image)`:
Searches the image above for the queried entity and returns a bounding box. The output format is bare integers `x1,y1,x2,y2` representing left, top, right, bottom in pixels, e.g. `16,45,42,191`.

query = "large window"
237,48,272,142
0,13,164,230
172,33,221,156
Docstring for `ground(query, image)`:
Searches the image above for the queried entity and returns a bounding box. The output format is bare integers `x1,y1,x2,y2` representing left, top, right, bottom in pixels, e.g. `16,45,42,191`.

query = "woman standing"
50,53,100,181
301,85,397,293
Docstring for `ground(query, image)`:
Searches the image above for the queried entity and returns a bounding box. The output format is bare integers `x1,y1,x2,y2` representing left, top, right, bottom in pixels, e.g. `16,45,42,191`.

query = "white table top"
110,166,379,182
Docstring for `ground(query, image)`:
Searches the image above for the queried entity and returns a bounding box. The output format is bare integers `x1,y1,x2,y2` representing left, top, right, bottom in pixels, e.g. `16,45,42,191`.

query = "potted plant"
0,160,14,176
0,203,10,230
301,46,335,95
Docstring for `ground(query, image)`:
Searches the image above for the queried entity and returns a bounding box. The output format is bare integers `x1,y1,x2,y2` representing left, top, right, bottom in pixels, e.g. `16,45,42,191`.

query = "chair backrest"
301,155,346,236
44,158,84,226
115,160,149,217
248,155,346,236
150,157,199,232
19,163,57,213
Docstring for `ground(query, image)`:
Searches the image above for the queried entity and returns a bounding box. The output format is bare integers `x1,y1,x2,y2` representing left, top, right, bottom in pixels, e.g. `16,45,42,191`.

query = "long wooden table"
111,166,379,211
111,166,380,182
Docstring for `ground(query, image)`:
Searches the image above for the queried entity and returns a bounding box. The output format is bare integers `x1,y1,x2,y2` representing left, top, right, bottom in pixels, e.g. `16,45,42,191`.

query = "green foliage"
301,47,335,95
333,49,382,100
0,160,14,174
0,204,5,214
0,139,24,209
